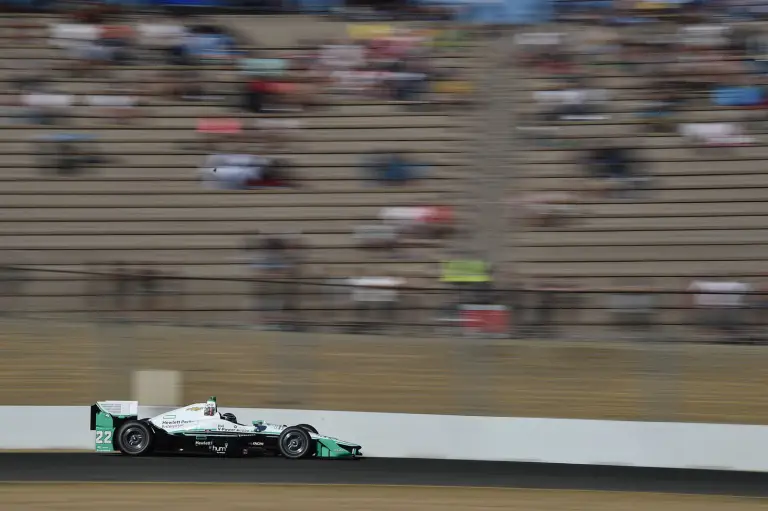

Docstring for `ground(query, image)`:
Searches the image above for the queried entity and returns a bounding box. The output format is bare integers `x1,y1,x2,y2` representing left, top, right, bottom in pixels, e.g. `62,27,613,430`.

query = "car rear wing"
90,401,139,453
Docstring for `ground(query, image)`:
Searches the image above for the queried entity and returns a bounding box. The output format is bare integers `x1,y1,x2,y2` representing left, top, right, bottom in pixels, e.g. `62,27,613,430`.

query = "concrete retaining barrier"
2,406,767,471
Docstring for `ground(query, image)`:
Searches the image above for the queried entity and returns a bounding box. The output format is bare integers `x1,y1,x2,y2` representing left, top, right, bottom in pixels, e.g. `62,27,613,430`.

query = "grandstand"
0,13,482,326
510,17,768,339
2,5,768,426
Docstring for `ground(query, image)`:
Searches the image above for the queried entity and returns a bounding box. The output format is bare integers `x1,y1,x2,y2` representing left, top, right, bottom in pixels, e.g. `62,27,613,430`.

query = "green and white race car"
90,397,362,459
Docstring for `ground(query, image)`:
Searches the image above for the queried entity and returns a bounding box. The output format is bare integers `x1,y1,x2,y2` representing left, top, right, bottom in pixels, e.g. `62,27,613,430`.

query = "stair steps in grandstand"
0,192,443,208
0,127,465,142
0,153,464,167
0,179,454,194
0,139,460,153
0,165,464,180
524,145,768,162
0,205,419,221
0,247,448,267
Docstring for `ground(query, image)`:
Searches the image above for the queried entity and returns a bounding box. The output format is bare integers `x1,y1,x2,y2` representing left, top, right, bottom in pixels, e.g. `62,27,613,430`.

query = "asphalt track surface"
1,454,768,496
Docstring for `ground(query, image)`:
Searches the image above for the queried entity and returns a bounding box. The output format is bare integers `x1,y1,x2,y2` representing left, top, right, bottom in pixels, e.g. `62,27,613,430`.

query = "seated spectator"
200,154,295,189
85,86,139,125
430,78,473,106
260,159,297,188
687,276,751,341
379,205,454,239
515,31,566,69
512,190,583,228
51,23,119,77
50,22,99,51
183,24,238,64
341,68,383,98
607,278,657,338
242,77,291,113
347,273,405,333
246,233,293,330
239,57,288,78
679,122,755,147
533,80,609,122
429,204,456,235
582,146,651,199
318,40,366,71
679,23,731,49
201,153,269,189
363,151,424,184
137,22,187,54
387,66,429,103
380,206,427,234
636,87,682,134
99,24,135,65
34,133,108,175
353,223,400,252
21,90,73,125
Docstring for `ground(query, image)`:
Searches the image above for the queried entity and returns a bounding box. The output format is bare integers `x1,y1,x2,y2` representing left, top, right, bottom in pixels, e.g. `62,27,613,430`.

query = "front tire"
296,423,318,434
278,426,313,459
116,421,154,456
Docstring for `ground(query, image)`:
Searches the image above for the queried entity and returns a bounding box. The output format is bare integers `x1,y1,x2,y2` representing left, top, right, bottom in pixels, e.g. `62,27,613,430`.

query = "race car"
90,396,362,459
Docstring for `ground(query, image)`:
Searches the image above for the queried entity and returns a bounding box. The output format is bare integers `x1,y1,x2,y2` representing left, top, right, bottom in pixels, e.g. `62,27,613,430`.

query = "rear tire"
116,421,154,456
296,423,318,434
278,426,313,459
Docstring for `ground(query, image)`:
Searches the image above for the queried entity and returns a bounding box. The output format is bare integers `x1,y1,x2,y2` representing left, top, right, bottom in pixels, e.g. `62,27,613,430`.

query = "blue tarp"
34,133,97,142
414,0,554,24
712,86,764,107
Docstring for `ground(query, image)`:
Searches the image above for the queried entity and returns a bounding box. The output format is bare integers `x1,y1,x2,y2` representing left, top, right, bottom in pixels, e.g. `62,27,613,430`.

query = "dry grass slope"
1,320,768,423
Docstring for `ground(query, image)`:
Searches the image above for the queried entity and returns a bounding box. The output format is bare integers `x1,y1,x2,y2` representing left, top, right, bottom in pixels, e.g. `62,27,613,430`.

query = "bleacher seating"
0,14,479,324
511,20,768,337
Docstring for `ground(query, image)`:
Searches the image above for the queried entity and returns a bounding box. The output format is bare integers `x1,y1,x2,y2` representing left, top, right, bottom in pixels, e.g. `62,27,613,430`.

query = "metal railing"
1,265,767,343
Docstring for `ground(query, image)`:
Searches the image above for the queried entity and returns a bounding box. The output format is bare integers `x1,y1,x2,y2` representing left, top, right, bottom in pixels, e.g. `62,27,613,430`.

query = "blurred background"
1,0,768,422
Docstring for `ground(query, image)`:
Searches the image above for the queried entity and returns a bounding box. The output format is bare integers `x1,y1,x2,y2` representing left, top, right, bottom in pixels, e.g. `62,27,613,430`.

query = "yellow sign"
347,23,393,40
186,406,203,412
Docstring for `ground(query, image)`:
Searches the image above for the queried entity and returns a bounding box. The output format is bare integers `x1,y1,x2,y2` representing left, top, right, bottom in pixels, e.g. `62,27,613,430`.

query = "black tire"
296,423,318,434
116,420,154,456
277,426,313,459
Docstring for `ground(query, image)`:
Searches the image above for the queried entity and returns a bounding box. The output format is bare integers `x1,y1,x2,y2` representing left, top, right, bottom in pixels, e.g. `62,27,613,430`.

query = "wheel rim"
121,426,148,453
281,431,307,456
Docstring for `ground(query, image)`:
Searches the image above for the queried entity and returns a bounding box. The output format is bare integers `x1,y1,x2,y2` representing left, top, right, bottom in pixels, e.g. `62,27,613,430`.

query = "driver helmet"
221,412,237,424
204,396,217,417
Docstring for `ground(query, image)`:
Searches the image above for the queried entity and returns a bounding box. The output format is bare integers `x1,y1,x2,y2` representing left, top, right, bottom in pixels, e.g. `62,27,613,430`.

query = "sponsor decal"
195,440,213,447
162,415,176,420
211,443,228,454
254,425,267,432
249,441,264,447
162,419,195,427
186,406,204,412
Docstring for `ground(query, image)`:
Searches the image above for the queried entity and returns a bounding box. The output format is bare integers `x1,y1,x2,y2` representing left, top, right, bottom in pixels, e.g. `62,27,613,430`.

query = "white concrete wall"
3,405,767,472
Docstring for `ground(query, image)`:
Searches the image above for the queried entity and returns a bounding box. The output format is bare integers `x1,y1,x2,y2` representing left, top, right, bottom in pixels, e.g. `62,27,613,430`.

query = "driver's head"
204,396,217,416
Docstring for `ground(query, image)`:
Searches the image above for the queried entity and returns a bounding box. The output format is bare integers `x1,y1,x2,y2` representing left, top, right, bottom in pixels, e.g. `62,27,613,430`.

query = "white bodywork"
96,401,138,417
148,403,288,437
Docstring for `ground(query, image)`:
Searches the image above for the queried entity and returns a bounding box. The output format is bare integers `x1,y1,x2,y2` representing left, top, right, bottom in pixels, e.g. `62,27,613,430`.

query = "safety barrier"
3,405,768,472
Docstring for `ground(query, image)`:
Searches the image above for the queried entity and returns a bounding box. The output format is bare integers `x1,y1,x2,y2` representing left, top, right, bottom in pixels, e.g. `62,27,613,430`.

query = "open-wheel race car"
90,397,362,459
